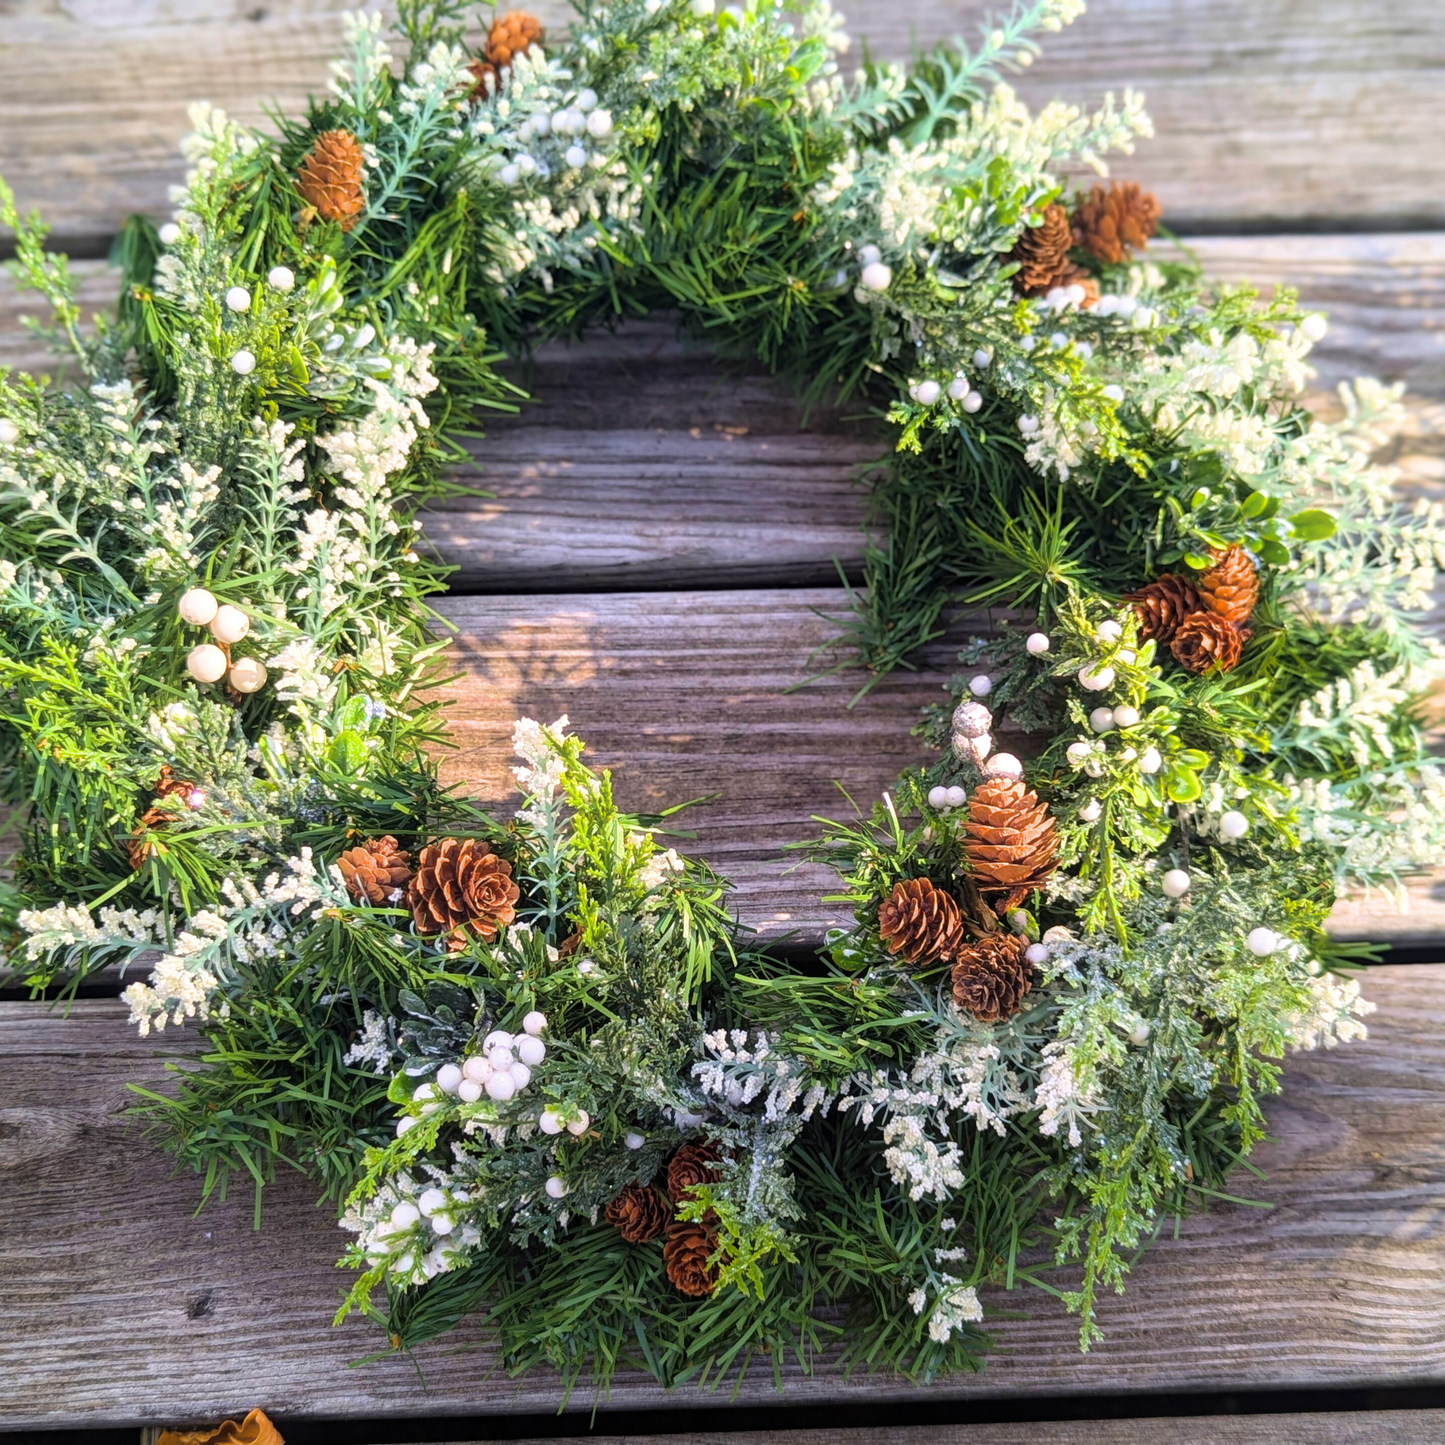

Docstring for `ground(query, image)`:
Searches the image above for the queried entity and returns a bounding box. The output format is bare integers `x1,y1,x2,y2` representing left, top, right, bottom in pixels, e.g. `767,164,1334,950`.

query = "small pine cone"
127,805,173,869
664,1219,723,1298
408,837,520,940
1197,544,1259,624
963,778,1058,914
1071,181,1161,265
667,1141,721,1201
469,9,545,96
605,1183,670,1243
878,878,965,965
338,835,413,905
952,931,1034,1023
1124,573,1202,645
1008,203,1075,295
1170,611,1245,675
152,765,196,803
297,129,366,231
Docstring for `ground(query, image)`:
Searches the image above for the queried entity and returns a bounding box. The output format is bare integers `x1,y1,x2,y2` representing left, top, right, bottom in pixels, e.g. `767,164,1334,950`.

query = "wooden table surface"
3,2,1445,1440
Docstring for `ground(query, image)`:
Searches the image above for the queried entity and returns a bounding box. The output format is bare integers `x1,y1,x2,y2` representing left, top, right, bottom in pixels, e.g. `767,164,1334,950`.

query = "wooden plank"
398,1415,1445,1445
2,2,1443,240
6,964,1445,1427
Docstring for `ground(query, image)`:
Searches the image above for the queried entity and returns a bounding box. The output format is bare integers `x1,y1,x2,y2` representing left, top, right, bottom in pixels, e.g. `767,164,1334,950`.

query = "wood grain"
2,1,1444,240
5,964,1445,1427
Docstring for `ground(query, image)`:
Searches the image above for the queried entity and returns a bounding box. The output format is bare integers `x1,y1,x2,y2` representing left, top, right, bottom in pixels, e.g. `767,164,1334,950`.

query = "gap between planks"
5,964,1445,1426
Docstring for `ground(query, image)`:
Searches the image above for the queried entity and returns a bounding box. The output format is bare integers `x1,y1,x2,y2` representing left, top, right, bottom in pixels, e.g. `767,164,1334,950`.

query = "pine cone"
1197,544,1259,624
664,1219,723,1297
667,1141,721,1201
1007,203,1075,295
963,778,1058,913
152,765,196,802
1170,611,1245,675
127,768,197,868
338,835,413,905
952,931,1034,1023
469,10,545,96
407,837,520,940
1125,573,1202,645
1071,181,1161,265
878,878,965,964
297,129,366,231
605,1183,669,1244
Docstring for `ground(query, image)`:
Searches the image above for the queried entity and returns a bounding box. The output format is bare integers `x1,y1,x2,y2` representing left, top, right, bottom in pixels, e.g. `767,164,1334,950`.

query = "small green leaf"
1258,536,1291,566
1166,769,1202,803
1289,508,1337,541
1241,490,1270,519
1177,749,1210,770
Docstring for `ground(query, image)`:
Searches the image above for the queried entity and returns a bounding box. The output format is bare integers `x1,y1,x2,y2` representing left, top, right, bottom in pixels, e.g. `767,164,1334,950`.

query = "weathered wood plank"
402,1415,1445,1445
2,1,1444,240
5,964,1445,1427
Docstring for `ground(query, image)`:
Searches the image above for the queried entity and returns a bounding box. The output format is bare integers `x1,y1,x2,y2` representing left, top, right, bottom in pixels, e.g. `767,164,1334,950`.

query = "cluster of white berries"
1156,812,1252,901
908,371,984,414
225,268,295,377
410,1011,550,1126
931,688,1024,806
497,89,613,186
855,243,892,293
383,1184,464,1241
1092,294,1158,329
177,587,267,693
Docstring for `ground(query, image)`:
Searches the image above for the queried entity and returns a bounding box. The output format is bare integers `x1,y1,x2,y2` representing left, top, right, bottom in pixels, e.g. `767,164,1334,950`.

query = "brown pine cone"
338,836,413,905
667,1141,721,1201
1125,573,1202,645
297,129,366,231
1170,611,1245,674
152,765,196,802
605,1183,669,1244
1007,203,1075,295
408,837,520,940
664,1219,723,1297
1071,181,1161,264
952,931,1034,1023
127,768,198,868
469,9,545,96
963,778,1058,914
878,877,965,965
1197,544,1259,624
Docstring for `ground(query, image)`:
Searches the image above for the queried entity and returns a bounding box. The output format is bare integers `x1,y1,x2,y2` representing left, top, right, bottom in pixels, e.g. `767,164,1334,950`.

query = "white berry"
565,145,588,169
1066,741,1093,764
177,587,219,626
395,1115,418,1136
1300,313,1328,342
483,1030,513,1052
0,419,19,445
1095,620,1123,644
860,261,893,292
186,643,228,684
158,222,182,245
586,109,613,139
972,348,992,369
983,753,1023,780
522,1011,548,1035
267,265,295,292
545,1176,568,1199
945,784,967,808
927,785,948,809
457,1079,483,1103
486,1071,517,1102
1103,383,1125,403
225,286,251,313
952,700,992,737
962,390,984,413
566,1110,591,1136
857,244,881,266
430,1214,454,1236
912,379,940,406
488,1046,514,1071
230,349,256,376
1025,632,1050,655
538,1110,563,1135
1220,810,1250,840
228,657,268,694
1017,415,1039,436
1112,704,1140,728
1161,869,1191,898
1025,943,1049,966
1079,798,1102,823
625,1131,646,1150
969,674,993,698
1078,664,1115,692
960,732,992,765
948,375,970,400
436,1064,462,1095
509,1062,532,1090
1128,1021,1151,1046
1247,927,1279,956
208,603,250,644
462,1055,492,1083
516,1035,545,1066
1089,707,1115,733
418,1188,448,1217
1137,747,1163,774
391,1201,421,1228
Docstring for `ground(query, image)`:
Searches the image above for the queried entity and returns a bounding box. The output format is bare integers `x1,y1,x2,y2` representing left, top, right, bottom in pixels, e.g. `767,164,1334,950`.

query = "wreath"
3,0,1439,1396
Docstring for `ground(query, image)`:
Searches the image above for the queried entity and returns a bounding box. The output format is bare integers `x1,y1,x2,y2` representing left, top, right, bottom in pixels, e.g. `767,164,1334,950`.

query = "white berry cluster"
177,586,268,695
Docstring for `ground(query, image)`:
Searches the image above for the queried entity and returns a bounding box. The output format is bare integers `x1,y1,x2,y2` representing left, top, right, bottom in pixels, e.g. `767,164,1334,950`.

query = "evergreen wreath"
3,0,1442,1396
